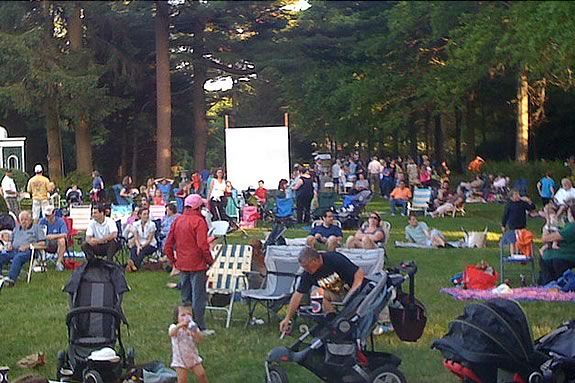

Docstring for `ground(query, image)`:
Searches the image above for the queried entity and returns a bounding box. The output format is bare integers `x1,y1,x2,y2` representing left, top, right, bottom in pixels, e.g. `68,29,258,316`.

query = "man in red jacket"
165,194,214,335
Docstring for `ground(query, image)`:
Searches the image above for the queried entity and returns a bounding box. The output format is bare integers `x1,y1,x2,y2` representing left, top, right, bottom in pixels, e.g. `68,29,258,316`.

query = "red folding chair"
63,216,80,257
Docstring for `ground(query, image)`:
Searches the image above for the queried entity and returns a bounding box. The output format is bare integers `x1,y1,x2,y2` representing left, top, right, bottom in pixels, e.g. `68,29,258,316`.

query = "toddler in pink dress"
169,305,208,383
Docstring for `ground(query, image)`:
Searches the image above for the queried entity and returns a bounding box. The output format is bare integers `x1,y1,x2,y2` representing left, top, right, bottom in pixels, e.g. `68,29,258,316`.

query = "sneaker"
250,317,265,325
200,329,216,336
166,282,178,289
3,277,15,287
373,323,394,336
391,213,396,217
56,262,65,272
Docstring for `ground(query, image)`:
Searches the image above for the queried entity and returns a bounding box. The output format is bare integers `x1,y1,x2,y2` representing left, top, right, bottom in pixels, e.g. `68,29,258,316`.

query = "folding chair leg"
27,248,35,284
226,294,235,329
245,299,257,328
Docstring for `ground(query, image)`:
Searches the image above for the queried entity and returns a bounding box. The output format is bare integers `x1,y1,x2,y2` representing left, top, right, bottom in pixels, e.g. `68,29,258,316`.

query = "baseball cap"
34,164,43,173
42,205,55,216
184,194,206,209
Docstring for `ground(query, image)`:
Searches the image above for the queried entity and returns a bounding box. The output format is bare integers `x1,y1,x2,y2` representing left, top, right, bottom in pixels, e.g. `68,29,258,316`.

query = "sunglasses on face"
369,216,379,220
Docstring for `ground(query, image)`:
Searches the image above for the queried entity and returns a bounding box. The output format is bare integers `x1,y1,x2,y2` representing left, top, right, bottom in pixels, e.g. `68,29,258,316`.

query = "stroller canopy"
64,259,129,299
432,299,548,371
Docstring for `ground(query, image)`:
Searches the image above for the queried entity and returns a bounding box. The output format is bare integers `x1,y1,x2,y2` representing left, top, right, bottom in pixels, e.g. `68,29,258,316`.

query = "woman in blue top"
90,170,105,203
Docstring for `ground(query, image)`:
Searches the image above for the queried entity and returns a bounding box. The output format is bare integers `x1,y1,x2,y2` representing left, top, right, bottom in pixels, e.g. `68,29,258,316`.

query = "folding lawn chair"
311,191,338,219
241,245,302,327
407,187,432,216
27,244,47,284
69,205,92,233
336,247,386,276
206,244,253,328
499,230,536,286
149,205,165,221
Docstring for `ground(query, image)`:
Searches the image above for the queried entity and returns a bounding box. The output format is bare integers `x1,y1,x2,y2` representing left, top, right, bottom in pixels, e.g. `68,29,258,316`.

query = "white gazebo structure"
0,126,26,172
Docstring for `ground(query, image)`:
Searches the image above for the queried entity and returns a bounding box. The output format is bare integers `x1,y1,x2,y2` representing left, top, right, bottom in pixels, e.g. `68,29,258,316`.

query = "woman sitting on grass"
346,211,385,249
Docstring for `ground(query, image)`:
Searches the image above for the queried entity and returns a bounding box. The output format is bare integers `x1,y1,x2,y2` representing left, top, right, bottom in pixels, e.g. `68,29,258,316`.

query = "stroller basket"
324,342,356,367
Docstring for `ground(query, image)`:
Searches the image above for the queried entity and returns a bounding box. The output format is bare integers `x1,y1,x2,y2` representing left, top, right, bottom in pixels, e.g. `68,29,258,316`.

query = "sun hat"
184,194,206,209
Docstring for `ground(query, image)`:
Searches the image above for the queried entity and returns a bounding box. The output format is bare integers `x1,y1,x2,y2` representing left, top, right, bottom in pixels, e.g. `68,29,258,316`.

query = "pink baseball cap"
184,194,206,209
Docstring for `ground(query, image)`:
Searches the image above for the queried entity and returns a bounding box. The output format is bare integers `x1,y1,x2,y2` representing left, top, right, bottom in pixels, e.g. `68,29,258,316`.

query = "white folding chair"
407,187,432,216
206,244,253,328
27,245,47,284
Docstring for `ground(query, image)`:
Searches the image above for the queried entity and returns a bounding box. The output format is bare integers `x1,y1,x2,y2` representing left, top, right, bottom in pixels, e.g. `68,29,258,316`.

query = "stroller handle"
66,306,127,326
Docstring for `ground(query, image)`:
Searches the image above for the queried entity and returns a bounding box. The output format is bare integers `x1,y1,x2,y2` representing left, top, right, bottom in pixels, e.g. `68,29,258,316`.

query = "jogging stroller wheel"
266,365,289,383
126,347,136,368
369,365,406,383
83,370,103,383
56,351,65,380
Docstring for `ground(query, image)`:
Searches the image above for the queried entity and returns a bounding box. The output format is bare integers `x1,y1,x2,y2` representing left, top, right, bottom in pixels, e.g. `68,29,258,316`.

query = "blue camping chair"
512,178,529,196
112,184,130,205
275,197,294,220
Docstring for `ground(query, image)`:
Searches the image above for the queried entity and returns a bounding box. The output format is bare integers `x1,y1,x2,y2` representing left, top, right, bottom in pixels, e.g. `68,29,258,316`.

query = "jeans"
180,270,208,330
539,257,575,285
390,199,408,215
0,249,32,281
130,245,157,269
81,240,119,262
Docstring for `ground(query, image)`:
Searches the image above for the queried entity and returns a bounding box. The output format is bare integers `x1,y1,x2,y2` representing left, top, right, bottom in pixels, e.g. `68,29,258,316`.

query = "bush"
56,171,93,199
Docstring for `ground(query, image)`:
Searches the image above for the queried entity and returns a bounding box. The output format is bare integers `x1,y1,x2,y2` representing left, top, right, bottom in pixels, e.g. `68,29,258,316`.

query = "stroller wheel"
266,365,289,383
126,347,136,368
83,370,103,383
369,366,406,383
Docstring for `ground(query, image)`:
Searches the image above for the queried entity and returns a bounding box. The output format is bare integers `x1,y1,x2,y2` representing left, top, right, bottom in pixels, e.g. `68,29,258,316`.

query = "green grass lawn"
1,199,571,382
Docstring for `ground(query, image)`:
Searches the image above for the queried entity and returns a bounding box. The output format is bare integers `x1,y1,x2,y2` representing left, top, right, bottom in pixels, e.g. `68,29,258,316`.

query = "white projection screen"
225,126,290,191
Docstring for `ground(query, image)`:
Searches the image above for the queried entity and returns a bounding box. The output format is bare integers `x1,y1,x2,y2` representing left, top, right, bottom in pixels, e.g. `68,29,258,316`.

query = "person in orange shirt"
389,180,412,216
467,156,485,173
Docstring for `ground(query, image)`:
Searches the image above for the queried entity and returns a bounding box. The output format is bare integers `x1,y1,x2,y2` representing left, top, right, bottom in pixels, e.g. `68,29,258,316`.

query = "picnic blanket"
394,241,466,249
441,287,575,302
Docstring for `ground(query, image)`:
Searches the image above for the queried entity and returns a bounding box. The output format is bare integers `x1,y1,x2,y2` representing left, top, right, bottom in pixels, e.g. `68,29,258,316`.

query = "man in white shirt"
367,156,382,194
81,204,119,261
554,178,575,218
1,169,19,215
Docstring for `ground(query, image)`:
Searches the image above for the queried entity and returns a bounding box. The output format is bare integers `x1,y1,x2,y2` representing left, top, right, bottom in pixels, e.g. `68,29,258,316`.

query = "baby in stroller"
267,248,424,383
57,259,134,383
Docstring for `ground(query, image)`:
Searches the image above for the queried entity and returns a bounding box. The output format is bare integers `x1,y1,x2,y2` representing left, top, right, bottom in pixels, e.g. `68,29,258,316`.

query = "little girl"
169,305,208,383
153,189,166,206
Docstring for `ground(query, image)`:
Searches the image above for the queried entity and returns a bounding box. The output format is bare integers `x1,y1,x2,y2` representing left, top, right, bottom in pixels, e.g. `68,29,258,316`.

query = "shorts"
501,230,517,245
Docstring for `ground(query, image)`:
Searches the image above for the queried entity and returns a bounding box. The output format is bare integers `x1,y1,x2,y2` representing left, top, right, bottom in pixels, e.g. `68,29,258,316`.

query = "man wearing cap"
39,205,68,271
81,204,119,262
26,164,53,222
1,169,20,215
165,194,214,335
0,210,46,286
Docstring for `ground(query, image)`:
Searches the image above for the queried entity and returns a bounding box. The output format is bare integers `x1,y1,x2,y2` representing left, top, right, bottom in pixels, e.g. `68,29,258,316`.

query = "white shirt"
331,163,340,179
134,219,157,247
367,160,382,175
554,187,575,205
1,175,17,197
86,217,118,240
210,179,226,201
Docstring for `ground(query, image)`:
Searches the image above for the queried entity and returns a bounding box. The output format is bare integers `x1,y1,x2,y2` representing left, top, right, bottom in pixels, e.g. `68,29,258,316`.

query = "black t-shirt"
296,252,359,294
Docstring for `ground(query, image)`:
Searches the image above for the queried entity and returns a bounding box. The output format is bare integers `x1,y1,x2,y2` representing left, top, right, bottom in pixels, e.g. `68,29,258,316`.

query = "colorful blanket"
441,287,575,302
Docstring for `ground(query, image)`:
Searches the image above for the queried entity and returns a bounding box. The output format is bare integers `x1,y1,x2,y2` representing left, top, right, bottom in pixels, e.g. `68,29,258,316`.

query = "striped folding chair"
205,244,253,328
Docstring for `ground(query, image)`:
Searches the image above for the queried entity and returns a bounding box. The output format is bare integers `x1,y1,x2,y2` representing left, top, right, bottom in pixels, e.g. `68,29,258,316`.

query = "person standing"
207,169,227,221
26,164,52,222
501,190,536,254
292,167,314,224
90,170,105,203
1,169,20,215
165,194,215,336
367,156,382,194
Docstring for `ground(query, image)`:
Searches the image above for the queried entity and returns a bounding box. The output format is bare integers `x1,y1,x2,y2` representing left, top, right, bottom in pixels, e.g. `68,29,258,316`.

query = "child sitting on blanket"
404,214,446,247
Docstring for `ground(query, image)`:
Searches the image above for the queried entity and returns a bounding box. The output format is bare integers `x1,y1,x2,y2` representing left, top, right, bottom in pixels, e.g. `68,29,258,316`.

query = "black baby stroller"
57,258,134,383
265,262,426,383
336,189,373,229
432,299,574,383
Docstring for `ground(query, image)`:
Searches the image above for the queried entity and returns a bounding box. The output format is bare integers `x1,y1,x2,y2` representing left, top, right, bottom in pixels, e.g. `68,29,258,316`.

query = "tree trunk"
433,113,444,163
45,98,63,181
424,111,432,154
119,124,128,180
69,2,92,174
408,116,418,159
191,21,209,170
516,70,529,162
131,125,138,181
454,105,462,172
155,0,172,177
464,92,476,163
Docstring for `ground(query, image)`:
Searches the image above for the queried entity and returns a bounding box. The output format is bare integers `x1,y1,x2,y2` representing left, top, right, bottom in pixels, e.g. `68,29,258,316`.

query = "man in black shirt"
501,190,536,231
279,247,365,333
501,190,536,254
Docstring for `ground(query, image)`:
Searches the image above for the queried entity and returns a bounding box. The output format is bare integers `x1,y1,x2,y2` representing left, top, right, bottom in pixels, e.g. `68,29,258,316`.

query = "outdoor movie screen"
225,125,290,192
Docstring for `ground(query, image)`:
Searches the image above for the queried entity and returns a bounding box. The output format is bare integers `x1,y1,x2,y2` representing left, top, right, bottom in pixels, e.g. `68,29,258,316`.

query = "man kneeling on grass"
0,211,46,287
306,210,343,252
279,247,365,333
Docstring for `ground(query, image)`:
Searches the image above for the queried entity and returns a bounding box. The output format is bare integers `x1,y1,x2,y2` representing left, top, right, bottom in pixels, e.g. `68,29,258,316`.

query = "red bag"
463,264,498,290
63,259,84,270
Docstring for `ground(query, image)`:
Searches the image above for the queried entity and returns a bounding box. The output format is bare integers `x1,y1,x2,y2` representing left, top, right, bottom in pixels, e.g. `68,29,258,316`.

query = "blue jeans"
180,270,208,330
0,249,32,281
390,199,408,215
